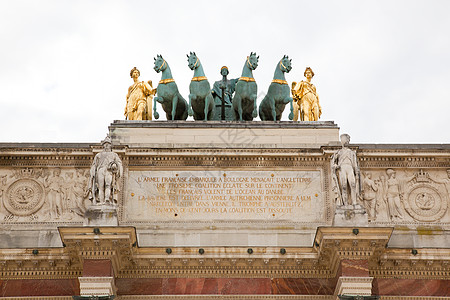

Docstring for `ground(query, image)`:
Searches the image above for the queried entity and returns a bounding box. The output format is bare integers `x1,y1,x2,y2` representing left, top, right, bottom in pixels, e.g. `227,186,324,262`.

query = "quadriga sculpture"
187,52,215,121
153,55,188,120
232,52,259,121
258,55,294,121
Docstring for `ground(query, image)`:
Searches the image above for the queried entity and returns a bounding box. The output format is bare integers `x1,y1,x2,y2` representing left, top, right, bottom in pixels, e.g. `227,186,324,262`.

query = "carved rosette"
4,179,45,216
405,184,448,222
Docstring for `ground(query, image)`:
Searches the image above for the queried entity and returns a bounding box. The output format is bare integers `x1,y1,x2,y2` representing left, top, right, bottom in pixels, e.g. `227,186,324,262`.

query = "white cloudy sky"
0,0,449,144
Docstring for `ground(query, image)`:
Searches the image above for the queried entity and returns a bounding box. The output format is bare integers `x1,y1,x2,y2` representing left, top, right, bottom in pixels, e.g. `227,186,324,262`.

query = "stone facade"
0,122,449,299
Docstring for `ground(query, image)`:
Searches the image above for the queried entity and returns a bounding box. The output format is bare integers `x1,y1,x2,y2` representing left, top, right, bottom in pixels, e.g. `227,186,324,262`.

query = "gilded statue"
88,136,123,205
291,67,322,121
331,134,361,207
125,67,156,120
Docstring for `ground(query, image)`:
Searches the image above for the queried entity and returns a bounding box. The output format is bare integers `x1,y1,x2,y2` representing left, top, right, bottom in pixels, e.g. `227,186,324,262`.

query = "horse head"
153,54,167,73
247,52,259,70
279,55,292,73
187,51,199,70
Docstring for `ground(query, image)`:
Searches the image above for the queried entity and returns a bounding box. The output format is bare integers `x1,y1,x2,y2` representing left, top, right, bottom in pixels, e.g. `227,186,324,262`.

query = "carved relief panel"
359,169,449,224
0,167,90,223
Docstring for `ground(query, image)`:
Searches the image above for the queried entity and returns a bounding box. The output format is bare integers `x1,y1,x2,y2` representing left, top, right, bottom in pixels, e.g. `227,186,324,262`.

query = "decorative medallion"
4,179,45,216
404,184,448,222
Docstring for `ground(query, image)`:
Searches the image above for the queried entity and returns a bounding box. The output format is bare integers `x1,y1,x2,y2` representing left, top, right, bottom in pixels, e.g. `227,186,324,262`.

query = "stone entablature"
0,122,449,298
0,227,449,298
1,123,449,249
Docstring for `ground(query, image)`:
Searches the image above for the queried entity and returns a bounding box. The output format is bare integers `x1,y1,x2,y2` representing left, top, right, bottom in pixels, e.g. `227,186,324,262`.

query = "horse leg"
251,93,258,119
171,95,178,121
258,99,265,121
180,94,188,120
233,94,243,121
238,98,245,121
287,97,294,120
270,97,276,121
203,97,209,121
188,94,195,117
153,96,161,119
206,93,215,120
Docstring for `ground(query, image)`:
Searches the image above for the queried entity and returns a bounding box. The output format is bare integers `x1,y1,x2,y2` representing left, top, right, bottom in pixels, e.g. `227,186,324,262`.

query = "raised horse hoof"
154,112,160,120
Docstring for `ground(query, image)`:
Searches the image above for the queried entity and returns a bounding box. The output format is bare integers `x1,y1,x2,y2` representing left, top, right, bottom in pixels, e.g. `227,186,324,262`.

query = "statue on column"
331,134,361,208
291,67,322,121
125,67,156,120
88,135,123,206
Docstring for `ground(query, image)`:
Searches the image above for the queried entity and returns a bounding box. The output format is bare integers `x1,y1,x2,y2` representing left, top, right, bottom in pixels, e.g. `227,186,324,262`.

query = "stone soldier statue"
88,135,123,205
331,134,361,207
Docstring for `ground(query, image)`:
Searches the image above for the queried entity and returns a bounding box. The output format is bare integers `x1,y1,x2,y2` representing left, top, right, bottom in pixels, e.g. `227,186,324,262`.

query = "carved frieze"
0,167,90,223
358,169,449,224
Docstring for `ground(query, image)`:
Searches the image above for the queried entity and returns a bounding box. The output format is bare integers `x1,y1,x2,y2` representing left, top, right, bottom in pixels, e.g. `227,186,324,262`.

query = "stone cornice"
1,227,449,280
0,296,448,300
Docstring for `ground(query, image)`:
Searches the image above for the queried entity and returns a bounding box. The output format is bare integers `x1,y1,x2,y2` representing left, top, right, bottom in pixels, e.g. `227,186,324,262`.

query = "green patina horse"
232,52,259,121
187,52,215,121
153,55,188,120
259,55,294,121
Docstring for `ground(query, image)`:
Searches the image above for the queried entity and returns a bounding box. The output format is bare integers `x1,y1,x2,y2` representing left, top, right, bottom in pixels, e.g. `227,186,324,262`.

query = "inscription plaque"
126,170,324,222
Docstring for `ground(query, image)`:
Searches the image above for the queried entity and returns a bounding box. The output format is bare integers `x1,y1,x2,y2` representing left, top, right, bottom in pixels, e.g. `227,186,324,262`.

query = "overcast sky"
0,0,449,144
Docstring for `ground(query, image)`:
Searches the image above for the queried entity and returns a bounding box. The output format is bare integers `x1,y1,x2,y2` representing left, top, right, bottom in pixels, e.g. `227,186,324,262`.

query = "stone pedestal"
109,120,340,149
84,205,118,226
334,204,368,226
334,276,374,300
78,276,116,296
